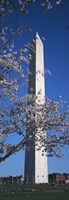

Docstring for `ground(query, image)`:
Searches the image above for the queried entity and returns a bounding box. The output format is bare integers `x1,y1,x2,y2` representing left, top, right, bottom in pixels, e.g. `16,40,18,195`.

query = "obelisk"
24,33,48,184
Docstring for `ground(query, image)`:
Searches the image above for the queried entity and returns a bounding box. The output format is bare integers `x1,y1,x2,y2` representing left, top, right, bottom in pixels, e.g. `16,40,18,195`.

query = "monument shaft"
24,33,48,184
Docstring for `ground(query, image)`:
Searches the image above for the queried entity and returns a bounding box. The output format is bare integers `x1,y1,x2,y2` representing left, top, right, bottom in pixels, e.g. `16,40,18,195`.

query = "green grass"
0,192,69,200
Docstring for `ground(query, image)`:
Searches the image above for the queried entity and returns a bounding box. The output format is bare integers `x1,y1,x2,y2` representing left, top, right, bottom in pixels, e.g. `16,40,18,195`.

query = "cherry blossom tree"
0,0,69,162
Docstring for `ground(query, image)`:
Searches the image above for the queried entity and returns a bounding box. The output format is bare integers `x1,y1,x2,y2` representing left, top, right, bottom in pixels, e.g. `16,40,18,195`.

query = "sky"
0,0,69,176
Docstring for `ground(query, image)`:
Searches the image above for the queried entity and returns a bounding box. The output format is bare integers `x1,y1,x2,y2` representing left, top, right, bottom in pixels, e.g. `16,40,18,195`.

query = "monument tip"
36,32,39,37
35,32,42,42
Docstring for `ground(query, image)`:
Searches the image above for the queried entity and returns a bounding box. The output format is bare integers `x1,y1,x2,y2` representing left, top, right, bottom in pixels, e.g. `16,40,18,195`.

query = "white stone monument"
24,33,48,184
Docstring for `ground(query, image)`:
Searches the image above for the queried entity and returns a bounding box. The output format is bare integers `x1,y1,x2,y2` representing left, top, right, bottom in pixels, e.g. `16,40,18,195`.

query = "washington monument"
24,33,48,184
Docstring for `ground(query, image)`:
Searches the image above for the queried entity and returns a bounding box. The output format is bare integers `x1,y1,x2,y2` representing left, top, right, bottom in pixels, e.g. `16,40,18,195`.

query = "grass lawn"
0,192,69,200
